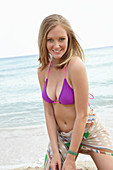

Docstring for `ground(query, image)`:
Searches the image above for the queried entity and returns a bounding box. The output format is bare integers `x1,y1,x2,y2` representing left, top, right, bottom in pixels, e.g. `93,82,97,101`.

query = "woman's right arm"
37,68,61,170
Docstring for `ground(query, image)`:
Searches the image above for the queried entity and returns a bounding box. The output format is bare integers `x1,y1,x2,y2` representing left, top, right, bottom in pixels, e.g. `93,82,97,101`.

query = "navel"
64,121,67,125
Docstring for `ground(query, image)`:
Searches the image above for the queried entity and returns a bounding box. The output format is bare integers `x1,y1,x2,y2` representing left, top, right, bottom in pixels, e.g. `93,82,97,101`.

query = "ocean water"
0,46,113,169
0,55,44,128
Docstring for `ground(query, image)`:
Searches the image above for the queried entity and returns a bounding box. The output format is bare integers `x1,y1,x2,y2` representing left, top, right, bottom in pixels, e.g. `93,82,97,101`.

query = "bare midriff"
53,103,91,133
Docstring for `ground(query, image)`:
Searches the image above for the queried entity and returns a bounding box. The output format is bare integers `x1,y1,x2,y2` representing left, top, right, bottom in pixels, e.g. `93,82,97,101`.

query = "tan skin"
38,25,113,170
38,57,89,170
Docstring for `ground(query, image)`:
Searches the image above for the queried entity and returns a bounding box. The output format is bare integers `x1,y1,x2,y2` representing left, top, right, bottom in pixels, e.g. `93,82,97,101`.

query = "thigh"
90,151,113,170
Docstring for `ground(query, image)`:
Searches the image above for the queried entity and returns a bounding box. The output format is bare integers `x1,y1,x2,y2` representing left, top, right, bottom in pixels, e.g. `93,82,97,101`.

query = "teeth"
54,50,60,52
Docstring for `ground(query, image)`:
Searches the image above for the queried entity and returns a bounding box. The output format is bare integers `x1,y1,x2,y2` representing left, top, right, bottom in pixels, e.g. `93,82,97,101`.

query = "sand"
13,160,97,170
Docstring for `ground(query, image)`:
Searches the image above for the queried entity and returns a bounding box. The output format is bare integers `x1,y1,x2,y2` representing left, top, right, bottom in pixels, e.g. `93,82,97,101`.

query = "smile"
53,50,61,53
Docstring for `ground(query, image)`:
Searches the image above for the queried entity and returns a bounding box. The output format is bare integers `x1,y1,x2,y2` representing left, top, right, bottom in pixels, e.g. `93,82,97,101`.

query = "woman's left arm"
62,57,89,169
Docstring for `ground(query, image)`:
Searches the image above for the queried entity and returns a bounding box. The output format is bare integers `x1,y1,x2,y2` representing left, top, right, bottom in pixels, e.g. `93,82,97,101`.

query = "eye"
59,38,65,41
47,38,53,42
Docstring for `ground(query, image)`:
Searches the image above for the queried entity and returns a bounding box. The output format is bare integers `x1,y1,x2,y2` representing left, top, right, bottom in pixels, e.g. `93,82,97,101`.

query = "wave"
0,54,38,60
0,65,37,72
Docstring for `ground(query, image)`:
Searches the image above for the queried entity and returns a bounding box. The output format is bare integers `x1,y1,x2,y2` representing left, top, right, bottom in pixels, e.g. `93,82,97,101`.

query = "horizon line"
0,45,113,59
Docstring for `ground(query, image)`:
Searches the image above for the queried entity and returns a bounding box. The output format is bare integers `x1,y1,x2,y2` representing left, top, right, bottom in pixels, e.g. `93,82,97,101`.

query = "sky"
0,0,113,58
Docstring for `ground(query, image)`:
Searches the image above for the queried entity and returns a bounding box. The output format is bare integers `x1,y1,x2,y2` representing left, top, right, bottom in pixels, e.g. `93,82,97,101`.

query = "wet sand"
13,160,97,170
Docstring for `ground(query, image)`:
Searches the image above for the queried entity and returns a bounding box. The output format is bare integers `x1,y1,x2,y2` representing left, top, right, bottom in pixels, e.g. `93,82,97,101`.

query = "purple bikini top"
42,60,94,105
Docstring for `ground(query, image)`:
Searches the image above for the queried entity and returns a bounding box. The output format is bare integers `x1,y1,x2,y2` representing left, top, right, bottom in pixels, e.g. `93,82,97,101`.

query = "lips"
52,49,62,54
53,50,61,52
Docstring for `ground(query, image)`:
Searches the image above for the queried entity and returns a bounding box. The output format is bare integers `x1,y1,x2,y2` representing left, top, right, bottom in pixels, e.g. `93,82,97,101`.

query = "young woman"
38,14,113,170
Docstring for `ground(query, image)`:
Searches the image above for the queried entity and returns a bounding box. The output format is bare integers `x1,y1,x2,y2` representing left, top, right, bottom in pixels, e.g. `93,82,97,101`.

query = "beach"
13,160,97,170
0,125,98,170
0,47,113,169
0,122,112,170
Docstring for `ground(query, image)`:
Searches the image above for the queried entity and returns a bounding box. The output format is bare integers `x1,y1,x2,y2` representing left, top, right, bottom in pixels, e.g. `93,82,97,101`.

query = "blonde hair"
38,14,84,70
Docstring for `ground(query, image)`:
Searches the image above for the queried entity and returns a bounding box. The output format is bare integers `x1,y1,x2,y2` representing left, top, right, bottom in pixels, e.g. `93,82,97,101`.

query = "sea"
0,46,113,170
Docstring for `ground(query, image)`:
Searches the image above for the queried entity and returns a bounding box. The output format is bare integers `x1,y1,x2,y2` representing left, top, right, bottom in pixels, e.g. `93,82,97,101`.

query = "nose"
54,41,60,49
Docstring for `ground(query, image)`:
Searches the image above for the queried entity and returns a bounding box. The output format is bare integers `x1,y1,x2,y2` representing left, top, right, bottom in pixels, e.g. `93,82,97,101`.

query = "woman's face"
46,25,68,60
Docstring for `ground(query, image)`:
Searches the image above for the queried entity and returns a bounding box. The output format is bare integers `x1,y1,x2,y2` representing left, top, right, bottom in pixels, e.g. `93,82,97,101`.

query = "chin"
53,56,62,59
52,54,64,60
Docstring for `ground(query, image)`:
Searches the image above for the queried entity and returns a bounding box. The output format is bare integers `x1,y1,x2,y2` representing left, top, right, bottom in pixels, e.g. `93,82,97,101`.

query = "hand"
62,158,76,170
51,153,62,170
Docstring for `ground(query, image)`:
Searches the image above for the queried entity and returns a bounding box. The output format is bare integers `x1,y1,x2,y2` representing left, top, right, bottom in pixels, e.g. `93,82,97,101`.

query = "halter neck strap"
47,60,52,79
47,60,66,79
64,66,66,78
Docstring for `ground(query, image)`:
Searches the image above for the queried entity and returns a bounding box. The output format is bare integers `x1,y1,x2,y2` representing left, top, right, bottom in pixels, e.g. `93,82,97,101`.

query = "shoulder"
67,56,88,87
37,66,48,78
68,56,86,75
37,67,47,87
37,68,44,79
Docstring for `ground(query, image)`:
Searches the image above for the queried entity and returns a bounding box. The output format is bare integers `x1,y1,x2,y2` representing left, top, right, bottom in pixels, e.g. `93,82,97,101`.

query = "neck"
51,58,60,67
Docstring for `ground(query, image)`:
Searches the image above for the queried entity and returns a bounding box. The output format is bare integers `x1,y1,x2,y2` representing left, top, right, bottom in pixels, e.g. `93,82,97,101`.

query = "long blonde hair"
38,14,84,70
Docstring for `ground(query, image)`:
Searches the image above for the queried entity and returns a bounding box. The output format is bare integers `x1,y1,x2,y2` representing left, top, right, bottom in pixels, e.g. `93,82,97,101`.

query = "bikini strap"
47,60,52,79
64,66,66,78
89,93,94,99
88,93,94,107
47,61,66,78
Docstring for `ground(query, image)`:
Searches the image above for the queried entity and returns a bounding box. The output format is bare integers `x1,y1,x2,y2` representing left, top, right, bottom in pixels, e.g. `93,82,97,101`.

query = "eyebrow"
47,35,67,39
